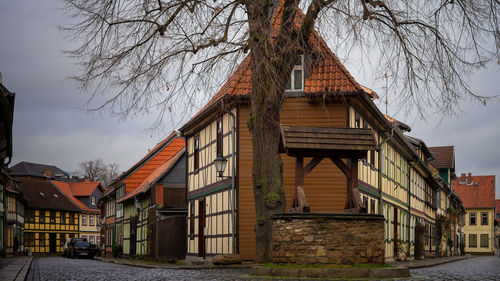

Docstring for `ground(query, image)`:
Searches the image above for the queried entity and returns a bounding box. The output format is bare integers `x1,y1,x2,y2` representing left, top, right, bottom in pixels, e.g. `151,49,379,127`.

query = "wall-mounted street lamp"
214,154,228,178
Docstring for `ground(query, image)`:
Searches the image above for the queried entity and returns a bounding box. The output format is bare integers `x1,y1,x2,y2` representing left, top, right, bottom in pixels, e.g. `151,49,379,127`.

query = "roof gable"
180,4,374,133
52,180,97,212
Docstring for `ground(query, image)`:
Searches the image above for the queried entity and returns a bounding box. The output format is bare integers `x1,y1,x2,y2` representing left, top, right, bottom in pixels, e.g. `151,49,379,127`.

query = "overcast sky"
1,1,499,196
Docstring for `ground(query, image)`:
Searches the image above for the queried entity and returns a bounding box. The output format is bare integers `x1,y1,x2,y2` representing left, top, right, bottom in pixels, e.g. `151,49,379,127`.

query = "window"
116,187,124,218
26,233,35,247
50,211,55,223
69,213,75,225
40,233,45,246
60,233,66,246
90,236,95,244
216,118,223,157
39,210,45,223
90,214,95,226
60,212,65,224
82,214,87,226
469,212,476,225
285,55,304,91
25,210,34,223
362,196,368,210
92,197,96,206
469,234,477,248
194,135,200,170
355,112,361,128
481,212,488,225
480,234,488,248
369,150,376,166
370,199,376,214
189,202,195,240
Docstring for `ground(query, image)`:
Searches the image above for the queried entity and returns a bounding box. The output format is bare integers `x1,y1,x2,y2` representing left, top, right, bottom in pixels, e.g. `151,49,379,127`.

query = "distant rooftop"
10,161,67,179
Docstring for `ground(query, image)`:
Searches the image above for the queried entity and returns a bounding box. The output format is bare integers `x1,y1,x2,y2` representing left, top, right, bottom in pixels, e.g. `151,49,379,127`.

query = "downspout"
407,157,420,257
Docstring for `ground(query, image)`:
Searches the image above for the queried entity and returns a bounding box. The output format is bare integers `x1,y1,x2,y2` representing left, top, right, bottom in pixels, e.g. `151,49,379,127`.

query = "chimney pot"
43,169,51,178
461,173,465,180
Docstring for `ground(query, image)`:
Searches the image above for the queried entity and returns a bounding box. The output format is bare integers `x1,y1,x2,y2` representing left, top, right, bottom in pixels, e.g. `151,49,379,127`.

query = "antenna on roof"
384,72,389,115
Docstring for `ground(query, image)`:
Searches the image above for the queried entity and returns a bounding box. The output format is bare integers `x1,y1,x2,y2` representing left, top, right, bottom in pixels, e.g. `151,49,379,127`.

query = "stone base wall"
271,213,385,265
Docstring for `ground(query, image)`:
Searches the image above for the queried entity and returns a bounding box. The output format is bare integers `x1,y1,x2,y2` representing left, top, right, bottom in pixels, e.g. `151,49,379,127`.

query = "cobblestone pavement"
26,256,500,281
26,257,250,281
405,256,500,281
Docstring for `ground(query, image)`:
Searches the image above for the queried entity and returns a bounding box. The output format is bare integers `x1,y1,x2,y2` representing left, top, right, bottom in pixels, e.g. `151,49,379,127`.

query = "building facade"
4,182,25,255
453,173,496,255
18,178,80,254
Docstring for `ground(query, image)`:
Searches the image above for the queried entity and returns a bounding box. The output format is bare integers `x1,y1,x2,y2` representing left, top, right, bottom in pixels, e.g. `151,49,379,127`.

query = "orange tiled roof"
118,147,185,203
429,146,455,170
70,180,103,197
181,3,374,131
452,174,495,209
52,180,98,212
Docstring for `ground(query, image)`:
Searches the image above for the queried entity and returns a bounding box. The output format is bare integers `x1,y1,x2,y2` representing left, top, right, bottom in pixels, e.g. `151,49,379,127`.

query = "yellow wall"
463,208,495,253
24,209,79,253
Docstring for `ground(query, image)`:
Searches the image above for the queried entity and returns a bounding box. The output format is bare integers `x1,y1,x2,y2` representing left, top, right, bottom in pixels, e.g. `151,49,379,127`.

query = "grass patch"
263,262,393,269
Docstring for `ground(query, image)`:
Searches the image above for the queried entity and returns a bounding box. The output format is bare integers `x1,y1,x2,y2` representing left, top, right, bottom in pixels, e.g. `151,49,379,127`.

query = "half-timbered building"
17,178,80,254
179,4,445,261
105,132,185,257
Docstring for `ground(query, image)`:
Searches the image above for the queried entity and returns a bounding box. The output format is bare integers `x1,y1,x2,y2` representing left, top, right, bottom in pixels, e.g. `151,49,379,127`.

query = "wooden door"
198,200,205,258
49,233,57,253
130,216,137,256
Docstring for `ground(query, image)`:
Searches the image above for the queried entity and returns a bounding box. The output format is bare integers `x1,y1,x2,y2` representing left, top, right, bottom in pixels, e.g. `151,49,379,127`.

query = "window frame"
480,234,488,248
216,118,223,157
469,212,476,225
469,233,477,248
194,135,200,171
285,55,304,91
480,212,488,225
82,213,87,226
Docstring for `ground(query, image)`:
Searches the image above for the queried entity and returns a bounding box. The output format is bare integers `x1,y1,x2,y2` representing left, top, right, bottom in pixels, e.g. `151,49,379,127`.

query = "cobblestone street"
26,256,500,281
407,256,500,281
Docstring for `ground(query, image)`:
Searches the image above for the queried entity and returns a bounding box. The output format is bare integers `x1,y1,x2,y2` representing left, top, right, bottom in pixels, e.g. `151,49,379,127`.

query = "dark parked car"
89,244,100,257
69,240,93,259
62,237,87,257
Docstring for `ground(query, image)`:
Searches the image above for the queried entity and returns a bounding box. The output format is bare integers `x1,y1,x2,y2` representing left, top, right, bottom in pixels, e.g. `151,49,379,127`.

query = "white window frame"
285,55,304,92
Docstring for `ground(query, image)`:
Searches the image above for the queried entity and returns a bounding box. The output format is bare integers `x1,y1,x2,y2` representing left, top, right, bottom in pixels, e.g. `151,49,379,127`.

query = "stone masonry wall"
271,213,385,265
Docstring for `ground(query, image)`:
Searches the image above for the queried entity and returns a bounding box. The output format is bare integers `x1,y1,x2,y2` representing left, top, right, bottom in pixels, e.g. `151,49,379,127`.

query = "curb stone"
15,257,33,281
251,266,410,279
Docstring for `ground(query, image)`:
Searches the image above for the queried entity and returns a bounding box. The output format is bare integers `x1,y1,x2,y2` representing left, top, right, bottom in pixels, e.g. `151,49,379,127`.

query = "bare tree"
79,159,120,188
62,0,499,261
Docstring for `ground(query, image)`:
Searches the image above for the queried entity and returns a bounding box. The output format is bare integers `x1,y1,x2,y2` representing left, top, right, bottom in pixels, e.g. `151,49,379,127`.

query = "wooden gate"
148,208,157,259
130,216,137,256
157,215,187,259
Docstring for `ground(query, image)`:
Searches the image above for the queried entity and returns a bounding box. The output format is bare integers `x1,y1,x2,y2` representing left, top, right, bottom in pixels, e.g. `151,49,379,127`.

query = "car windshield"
75,242,90,247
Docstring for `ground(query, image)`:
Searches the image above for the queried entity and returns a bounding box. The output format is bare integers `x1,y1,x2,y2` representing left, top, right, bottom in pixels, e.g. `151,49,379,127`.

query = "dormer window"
285,55,304,91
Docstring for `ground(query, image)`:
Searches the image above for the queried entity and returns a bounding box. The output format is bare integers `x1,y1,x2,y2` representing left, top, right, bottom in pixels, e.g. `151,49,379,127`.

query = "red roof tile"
118,147,185,203
70,181,103,197
181,3,374,132
52,181,99,212
452,174,495,209
429,146,455,170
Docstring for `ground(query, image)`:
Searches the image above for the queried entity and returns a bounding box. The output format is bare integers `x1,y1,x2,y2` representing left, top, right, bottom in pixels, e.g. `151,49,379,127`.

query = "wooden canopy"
279,125,377,213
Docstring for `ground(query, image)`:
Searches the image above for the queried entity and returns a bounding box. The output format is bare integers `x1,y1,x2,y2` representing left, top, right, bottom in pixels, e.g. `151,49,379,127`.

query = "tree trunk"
245,1,302,262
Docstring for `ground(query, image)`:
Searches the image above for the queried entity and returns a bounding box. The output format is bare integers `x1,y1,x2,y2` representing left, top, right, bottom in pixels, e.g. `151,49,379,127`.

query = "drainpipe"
377,128,394,214
407,158,420,257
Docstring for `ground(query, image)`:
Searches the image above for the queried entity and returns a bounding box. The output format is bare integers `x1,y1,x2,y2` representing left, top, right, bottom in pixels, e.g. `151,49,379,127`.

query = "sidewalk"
0,256,33,281
389,255,471,269
94,256,254,270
